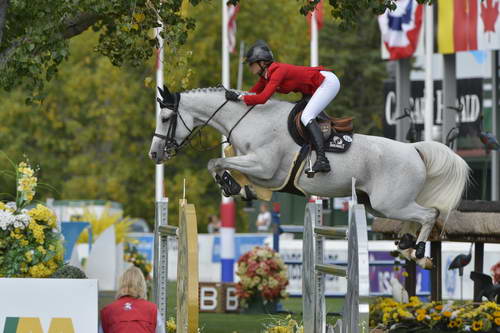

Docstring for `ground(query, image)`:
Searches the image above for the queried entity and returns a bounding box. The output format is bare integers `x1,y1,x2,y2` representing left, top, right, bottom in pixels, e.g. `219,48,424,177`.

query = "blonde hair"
116,266,147,299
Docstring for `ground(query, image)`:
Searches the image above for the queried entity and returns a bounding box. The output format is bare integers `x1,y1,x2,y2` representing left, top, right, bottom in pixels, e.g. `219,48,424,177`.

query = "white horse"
149,86,470,268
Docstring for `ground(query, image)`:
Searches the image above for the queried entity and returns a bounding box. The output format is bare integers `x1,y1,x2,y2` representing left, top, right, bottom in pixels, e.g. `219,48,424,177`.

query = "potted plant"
235,246,289,314
0,158,64,278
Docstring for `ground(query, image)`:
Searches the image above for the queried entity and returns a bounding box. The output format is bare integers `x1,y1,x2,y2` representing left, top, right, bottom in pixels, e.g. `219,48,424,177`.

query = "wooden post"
431,242,442,301
404,261,417,297
177,199,199,333
473,242,485,302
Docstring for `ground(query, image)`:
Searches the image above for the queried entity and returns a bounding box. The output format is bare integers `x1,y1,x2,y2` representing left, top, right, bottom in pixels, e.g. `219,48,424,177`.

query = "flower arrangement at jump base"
235,246,289,312
370,297,500,332
0,158,64,278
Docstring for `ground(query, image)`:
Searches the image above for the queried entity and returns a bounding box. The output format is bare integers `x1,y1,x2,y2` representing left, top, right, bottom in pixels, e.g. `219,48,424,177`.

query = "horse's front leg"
208,154,277,180
207,154,278,197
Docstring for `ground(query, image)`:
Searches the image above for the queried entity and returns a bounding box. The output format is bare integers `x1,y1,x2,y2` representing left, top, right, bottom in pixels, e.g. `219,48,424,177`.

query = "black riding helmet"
243,40,274,64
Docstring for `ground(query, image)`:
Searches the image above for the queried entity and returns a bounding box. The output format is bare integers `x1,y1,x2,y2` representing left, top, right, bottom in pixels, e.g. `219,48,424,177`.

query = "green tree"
0,0,424,95
318,7,386,135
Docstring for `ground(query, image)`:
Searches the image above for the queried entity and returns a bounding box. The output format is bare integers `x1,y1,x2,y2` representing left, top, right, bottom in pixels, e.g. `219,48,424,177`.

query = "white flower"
14,213,30,227
0,210,15,229
6,202,17,211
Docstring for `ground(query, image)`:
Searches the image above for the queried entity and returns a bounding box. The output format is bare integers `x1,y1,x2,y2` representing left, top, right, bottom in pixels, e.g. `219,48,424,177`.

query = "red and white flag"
227,4,239,53
307,0,324,33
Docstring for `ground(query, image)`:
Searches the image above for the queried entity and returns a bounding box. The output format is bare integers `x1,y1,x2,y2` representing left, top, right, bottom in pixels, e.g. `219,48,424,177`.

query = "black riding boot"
306,119,331,173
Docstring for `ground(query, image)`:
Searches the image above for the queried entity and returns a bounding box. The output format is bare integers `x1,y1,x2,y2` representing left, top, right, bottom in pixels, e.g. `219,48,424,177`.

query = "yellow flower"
435,304,443,311
448,320,457,328
28,263,52,278
133,12,145,23
25,251,33,262
494,311,500,317
472,320,483,331
431,314,441,321
495,317,500,326
443,311,452,317
402,271,409,277
166,318,176,332
417,313,426,321
455,318,463,326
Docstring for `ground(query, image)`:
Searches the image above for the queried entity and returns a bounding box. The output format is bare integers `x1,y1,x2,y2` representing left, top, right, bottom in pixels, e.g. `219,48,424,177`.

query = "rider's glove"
225,90,240,102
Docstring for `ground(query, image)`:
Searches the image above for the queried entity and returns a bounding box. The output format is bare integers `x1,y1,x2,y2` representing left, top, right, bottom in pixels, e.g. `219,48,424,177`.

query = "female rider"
225,40,340,174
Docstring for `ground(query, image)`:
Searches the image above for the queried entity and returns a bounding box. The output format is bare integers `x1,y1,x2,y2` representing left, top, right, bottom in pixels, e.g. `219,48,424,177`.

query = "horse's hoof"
415,242,426,259
398,234,416,250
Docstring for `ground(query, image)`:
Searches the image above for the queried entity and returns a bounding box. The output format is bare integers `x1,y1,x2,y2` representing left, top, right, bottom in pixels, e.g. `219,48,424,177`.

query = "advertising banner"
0,278,98,333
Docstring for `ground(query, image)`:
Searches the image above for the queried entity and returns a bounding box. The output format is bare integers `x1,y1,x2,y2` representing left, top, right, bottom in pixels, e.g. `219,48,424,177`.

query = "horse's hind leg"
370,191,438,267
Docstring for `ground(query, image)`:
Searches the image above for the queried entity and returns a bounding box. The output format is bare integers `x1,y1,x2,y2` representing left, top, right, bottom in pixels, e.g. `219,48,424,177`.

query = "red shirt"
101,296,157,333
243,62,329,105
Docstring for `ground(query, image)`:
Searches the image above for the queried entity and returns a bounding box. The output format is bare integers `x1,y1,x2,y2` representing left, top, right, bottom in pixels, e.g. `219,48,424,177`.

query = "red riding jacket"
100,296,157,333
242,62,329,106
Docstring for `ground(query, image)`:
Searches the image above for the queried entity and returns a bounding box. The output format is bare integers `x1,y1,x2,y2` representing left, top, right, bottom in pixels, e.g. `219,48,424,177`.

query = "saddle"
287,98,354,153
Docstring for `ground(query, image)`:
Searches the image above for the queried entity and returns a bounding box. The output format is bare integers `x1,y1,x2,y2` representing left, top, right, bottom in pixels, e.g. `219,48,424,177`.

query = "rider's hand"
225,90,240,102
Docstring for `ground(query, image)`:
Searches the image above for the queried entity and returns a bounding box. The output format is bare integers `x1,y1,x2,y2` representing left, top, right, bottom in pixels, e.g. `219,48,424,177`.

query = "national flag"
227,4,239,54
307,0,324,32
378,0,424,60
437,0,500,54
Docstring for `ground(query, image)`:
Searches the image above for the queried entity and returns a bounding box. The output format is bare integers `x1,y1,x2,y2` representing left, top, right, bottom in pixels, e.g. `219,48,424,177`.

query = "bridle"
153,88,255,158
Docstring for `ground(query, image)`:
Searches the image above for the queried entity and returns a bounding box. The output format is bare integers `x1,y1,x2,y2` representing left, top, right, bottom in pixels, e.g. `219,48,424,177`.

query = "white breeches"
300,71,340,125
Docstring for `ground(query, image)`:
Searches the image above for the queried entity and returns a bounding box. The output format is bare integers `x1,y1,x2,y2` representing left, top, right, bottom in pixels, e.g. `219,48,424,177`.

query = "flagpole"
221,0,236,284
237,41,245,90
310,9,319,67
155,26,165,201
424,3,434,141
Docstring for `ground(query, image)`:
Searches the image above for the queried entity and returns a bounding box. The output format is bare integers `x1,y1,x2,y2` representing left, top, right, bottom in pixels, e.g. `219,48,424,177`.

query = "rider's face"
249,62,262,75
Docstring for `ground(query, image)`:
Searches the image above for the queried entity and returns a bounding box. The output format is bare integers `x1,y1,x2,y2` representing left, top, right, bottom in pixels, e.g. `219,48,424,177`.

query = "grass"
165,282,345,333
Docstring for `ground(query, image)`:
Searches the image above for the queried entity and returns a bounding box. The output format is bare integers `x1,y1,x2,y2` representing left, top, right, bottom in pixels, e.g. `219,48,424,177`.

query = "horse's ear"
157,85,175,107
158,86,169,100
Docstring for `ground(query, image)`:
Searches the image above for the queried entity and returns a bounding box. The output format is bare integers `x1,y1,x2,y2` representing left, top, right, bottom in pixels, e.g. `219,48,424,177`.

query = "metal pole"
220,0,236,283
492,50,499,200
153,198,169,319
310,9,319,67
155,26,165,201
424,3,434,142
237,41,245,90
396,59,411,142
442,54,457,148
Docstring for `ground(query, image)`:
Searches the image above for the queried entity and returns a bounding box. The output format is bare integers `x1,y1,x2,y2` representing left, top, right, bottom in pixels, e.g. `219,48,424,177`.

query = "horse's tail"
412,141,471,217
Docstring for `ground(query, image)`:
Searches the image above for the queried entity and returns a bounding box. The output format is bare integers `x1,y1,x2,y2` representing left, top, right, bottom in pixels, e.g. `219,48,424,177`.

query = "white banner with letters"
0,278,98,333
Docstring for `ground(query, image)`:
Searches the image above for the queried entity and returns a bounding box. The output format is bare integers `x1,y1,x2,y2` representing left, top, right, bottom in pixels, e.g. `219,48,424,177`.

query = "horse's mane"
182,86,292,107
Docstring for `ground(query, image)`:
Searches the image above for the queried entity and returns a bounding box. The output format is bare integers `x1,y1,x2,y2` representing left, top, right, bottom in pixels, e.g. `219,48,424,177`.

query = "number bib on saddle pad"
325,132,353,153
287,98,354,153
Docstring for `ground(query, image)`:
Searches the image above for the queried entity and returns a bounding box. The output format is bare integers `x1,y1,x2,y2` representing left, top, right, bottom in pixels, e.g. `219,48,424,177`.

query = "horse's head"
149,85,193,164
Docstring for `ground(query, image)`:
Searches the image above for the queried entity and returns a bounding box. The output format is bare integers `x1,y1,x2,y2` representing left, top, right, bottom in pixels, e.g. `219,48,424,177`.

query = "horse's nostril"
151,152,157,159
